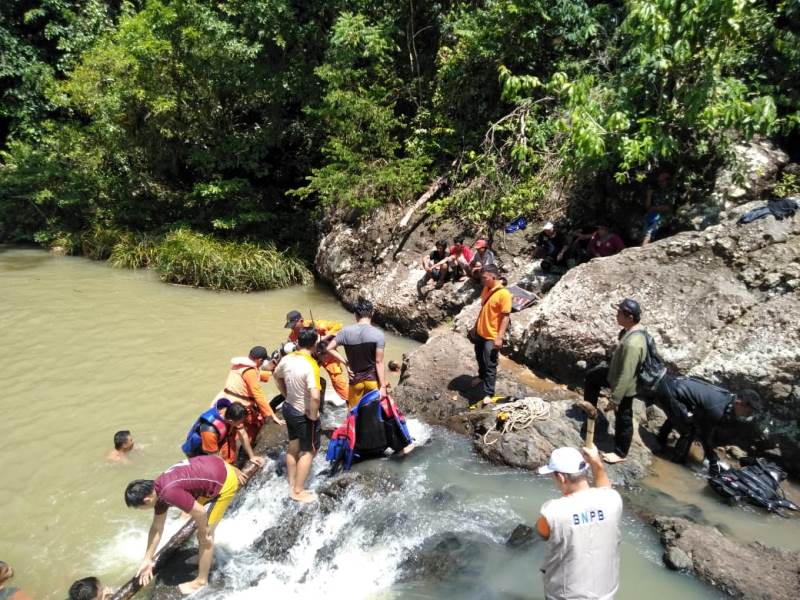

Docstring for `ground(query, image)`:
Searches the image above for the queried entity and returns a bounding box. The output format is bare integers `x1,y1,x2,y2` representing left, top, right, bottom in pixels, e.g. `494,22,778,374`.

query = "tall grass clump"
108,233,159,269
80,225,125,260
153,229,313,291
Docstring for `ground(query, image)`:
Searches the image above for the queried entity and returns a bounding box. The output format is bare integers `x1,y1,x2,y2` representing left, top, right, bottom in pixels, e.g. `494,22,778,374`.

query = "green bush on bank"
109,229,313,292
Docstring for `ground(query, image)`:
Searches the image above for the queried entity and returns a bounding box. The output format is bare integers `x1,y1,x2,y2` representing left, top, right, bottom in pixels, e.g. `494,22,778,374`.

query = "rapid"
1,247,796,599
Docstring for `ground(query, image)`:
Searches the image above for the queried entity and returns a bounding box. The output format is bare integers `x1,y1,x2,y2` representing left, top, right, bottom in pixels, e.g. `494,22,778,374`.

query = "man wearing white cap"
536,445,622,600
535,222,567,271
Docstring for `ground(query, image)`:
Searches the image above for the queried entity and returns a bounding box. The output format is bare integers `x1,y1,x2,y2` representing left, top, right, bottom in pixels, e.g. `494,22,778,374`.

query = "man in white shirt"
273,327,321,503
536,445,623,600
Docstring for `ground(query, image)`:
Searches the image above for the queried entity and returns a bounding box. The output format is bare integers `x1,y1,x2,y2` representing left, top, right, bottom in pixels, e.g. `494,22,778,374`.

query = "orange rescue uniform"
476,283,513,340
289,318,348,402
217,357,273,443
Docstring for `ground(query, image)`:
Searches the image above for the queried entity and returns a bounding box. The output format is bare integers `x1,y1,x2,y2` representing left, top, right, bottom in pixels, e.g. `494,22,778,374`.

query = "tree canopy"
1,0,798,248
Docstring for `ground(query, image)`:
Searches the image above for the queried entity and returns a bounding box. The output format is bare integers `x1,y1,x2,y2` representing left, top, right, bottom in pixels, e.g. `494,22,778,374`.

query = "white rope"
483,396,550,445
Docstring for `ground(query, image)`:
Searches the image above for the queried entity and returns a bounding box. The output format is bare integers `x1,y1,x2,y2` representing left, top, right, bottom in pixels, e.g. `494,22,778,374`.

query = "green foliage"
773,171,800,199
150,229,313,291
291,12,430,212
1,0,799,280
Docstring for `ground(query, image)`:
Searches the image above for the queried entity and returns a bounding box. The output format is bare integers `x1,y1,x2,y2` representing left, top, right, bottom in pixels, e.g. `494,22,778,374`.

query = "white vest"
540,486,622,600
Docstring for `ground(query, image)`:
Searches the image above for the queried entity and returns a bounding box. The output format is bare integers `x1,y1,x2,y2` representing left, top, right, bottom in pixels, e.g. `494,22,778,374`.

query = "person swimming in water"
107,430,135,463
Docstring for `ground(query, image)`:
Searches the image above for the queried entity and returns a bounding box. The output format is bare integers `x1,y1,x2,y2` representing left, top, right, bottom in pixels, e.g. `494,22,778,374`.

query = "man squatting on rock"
537,445,622,600
470,264,512,405
583,298,646,465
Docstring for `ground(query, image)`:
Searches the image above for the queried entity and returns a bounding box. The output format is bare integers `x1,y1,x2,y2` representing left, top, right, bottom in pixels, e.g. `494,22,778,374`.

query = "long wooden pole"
108,460,263,600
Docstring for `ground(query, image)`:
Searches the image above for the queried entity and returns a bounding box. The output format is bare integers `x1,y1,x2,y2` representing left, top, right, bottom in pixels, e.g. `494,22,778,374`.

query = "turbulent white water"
135,418,719,600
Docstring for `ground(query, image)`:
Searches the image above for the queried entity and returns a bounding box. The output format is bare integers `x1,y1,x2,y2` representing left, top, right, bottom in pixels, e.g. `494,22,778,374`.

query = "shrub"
151,229,312,291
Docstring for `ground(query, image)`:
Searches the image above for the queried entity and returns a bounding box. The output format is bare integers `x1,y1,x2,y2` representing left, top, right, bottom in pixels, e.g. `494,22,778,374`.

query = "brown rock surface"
652,516,800,600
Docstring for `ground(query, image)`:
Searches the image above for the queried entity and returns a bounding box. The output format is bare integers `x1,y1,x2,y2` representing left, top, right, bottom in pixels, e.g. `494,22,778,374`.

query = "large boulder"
315,204,541,340
652,516,800,600
394,331,655,486
680,138,790,229
509,207,800,472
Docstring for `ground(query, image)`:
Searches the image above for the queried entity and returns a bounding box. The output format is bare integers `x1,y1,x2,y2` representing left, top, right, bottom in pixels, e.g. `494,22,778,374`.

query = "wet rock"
652,516,800,599
395,331,654,486
663,546,692,571
150,548,226,599
397,532,494,583
506,524,535,548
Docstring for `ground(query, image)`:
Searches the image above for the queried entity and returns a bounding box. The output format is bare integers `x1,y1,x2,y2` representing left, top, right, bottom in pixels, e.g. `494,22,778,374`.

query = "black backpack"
630,329,667,395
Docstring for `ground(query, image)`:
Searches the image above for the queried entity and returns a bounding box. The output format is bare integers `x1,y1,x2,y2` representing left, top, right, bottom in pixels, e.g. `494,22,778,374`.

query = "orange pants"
324,365,349,402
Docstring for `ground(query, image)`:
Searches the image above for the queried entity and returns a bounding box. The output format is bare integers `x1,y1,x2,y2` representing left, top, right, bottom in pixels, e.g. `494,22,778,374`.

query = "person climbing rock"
181,399,265,466
273,327,322,503
216,346,283,443
642,170,676,245
0,562,32,600
285,309,349,403
583,298,647,464
655,377,762,475
125,455,247,594
469,265,512,405
107,430,135,463
536,446,622,600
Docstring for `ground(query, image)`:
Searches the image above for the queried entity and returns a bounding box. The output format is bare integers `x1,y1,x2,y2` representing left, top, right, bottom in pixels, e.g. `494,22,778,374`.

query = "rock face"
394,331,655,486
652,516,800,600
315,204,540,340
508,205,800,472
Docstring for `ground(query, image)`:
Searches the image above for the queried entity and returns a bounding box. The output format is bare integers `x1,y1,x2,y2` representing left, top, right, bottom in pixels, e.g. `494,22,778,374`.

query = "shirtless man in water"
106,430,135,463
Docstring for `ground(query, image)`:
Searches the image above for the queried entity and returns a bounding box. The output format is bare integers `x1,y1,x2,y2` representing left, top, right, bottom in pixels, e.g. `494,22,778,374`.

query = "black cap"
284,310,302,329
249,345,269,361
614,298,641,320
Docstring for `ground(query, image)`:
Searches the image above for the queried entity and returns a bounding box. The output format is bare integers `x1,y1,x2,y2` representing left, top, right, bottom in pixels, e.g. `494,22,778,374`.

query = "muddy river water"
1,247,797,598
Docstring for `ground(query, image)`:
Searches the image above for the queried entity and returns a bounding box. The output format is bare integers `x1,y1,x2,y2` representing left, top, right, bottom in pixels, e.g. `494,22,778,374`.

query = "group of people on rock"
417,236,497,294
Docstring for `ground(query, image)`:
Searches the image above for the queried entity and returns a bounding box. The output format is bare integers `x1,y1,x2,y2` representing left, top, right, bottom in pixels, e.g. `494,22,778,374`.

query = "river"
1,247,797,599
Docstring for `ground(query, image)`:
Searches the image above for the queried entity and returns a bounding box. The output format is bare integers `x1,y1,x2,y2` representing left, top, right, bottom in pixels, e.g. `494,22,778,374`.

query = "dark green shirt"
607,327,647,403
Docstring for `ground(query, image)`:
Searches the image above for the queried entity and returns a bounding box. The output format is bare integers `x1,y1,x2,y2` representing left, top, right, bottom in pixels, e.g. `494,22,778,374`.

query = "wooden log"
108,460,264,600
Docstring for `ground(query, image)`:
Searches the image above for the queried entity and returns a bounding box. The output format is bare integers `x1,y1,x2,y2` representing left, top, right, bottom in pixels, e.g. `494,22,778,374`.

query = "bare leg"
286,439,300,494
290,450,318,503
178,526,216,594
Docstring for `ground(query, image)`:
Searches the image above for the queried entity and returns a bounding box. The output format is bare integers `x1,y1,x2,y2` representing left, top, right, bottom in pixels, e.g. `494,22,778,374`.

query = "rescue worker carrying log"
124,455,249,594
284,310,349,403
215,346,283,444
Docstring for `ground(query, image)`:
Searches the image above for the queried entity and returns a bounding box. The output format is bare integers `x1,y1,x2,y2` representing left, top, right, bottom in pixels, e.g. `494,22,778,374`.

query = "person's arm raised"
582,445,612,488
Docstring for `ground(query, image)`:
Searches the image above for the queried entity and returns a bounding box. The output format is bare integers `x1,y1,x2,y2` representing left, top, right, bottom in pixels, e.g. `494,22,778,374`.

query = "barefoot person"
536,445,622,600
273,327,322,502
583,299,646,464
125,455,247,594
107,430,135,463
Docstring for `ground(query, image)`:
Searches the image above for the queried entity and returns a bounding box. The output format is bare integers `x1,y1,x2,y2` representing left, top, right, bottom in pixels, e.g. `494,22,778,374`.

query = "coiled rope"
483,396,550,445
